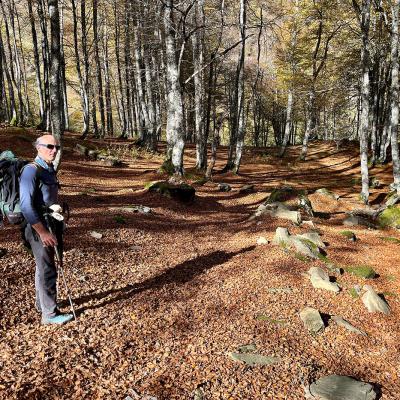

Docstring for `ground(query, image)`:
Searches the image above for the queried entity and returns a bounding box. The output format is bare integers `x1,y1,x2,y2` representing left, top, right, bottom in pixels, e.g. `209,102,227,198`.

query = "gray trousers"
24,223,63,318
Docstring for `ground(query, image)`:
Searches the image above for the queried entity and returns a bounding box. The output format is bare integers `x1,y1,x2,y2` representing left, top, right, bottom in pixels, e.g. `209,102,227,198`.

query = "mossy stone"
344,265,376,279
267,186,298,203
377,205,400,229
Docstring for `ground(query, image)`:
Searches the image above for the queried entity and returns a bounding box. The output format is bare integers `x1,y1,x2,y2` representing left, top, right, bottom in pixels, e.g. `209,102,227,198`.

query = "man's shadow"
71,246,256,315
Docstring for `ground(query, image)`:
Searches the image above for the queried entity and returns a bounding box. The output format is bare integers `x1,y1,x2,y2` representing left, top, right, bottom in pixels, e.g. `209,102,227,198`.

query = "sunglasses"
38,143,61,151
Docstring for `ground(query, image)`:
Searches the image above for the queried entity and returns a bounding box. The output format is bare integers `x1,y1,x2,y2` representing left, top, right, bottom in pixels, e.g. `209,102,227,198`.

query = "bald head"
35,135,60,164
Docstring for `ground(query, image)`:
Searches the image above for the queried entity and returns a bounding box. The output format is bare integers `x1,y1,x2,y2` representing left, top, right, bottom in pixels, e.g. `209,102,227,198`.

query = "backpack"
0,150,42,225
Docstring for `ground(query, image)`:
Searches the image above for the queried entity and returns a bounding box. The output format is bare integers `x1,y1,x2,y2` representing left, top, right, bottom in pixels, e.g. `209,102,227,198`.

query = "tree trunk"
192,0,206,170
390,0,400,194
163,0,185,176
93,0,105,137
28,0,45,128
48,0,63,169
354,0,371,203
233,0,247,174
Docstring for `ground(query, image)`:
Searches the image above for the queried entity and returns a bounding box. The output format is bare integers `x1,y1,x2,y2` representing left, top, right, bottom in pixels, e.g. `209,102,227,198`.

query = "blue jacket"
20,156,59,225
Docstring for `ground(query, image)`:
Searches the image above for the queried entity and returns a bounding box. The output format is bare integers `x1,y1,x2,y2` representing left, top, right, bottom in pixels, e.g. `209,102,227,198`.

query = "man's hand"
39,231,58,247
32,222,58,247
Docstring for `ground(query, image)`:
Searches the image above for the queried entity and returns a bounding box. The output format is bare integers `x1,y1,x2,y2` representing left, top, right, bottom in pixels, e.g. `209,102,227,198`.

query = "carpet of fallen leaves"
0,128,399,399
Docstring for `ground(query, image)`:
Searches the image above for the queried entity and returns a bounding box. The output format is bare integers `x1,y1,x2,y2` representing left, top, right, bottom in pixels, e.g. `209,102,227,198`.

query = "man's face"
36,135,59,164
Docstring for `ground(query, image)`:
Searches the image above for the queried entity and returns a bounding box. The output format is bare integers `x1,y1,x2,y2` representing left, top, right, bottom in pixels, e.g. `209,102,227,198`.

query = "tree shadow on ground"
72,246,256,315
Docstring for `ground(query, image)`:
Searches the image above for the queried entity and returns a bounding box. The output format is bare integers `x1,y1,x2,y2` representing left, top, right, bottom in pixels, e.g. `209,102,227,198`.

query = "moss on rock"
377,205,400,229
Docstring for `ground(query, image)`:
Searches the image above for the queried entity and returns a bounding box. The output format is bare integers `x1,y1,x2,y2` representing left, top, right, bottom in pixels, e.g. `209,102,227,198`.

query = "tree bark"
390,0,400,194
163,0,185,176
48,0,63,169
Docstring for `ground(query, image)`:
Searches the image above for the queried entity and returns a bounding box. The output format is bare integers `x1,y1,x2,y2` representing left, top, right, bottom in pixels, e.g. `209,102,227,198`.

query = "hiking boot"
42,313,73,325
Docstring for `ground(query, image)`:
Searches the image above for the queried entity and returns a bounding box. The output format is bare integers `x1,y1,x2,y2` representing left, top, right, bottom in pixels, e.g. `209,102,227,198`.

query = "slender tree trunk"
93,0,105,137
232,0,247,174
354,0,371,203
28,0,45,128
48,0,63,169
59,0,68,130
113,0,126,136
390,0,400,194
163,0,185,175
103,17,113,136
37,0,50,130
192,0,206,170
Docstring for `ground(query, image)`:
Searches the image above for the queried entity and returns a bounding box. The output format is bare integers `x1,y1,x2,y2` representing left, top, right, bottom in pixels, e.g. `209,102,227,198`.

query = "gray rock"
331,315,367,336
256,236,269,245
315,188,340,200
89,231,103,239
298,232,326,249
74,143,89,156
308,267,340,293
218,183,231,192
109,205,152,214
88,149,99,160
305,375,377,400
343,215,376,229
299,307,325,335
273,227,291,246
256,202,301,224
290,236,321,259
362,285,390,315
237,343,257,353
228,352,279,366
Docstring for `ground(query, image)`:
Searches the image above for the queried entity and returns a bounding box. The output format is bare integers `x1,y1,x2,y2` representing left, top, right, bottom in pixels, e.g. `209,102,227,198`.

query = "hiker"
20,135,73,325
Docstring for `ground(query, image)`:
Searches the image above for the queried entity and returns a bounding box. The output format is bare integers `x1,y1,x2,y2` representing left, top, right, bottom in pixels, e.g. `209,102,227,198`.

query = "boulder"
74,143,89,156
377,205,400,229
89,231,103,239
266,186,298,203
256,202,301,224
308,267,340,293
331,316,367,336
361,285,390,315
256,236,269,245
290,236,321,259
305,375,377,400
147,181,195,203
315,188,340,200
218,183,231,192
343,215,376,229
97,154,122,167
298,232,326,249
273,227,291,246
299,307,325,335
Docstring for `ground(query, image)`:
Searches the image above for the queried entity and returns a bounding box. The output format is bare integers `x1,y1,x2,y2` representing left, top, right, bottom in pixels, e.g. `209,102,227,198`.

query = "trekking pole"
45,213,77,321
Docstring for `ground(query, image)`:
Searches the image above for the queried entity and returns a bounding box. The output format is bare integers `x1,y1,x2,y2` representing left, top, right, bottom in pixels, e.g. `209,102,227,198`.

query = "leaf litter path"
0,129,399,399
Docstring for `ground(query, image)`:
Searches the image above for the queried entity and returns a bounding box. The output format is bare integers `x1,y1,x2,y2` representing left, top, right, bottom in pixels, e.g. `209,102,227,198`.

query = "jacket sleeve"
20,165,41,225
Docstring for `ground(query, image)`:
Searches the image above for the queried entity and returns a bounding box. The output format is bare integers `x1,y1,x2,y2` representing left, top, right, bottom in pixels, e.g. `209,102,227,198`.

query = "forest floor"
0,127,399,400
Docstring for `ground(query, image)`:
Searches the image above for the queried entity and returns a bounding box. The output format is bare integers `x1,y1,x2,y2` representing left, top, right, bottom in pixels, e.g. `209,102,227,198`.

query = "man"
20,135,73,325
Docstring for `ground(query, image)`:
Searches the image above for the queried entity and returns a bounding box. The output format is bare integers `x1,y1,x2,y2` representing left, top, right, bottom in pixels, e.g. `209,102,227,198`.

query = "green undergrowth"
348,288,359,298
114,215,126,224
340,230,356,239
378,236,400,244
256,315,286,325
